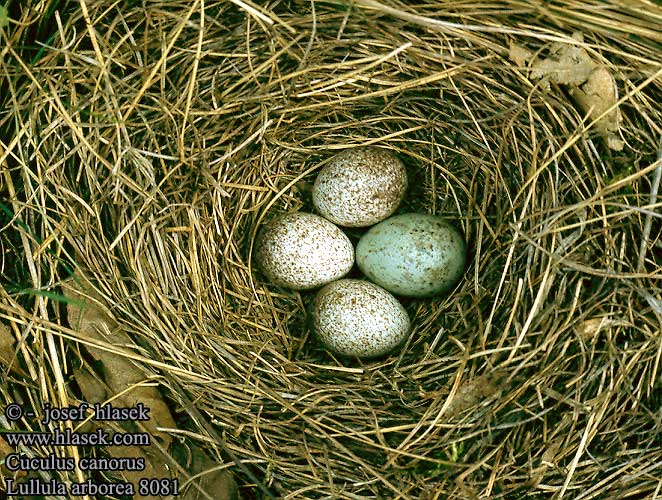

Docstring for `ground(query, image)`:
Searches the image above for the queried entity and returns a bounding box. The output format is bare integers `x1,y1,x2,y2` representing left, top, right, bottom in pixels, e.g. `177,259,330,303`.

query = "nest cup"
2,1,662,498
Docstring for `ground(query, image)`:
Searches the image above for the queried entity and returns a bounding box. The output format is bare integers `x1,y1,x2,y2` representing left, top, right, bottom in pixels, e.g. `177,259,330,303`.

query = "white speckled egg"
312,147,408,227
255,212,354,290
356,213,466,297
312,279,411,358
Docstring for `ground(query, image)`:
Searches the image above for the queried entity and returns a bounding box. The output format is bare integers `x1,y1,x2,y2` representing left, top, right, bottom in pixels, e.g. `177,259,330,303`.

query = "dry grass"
1,0,661,498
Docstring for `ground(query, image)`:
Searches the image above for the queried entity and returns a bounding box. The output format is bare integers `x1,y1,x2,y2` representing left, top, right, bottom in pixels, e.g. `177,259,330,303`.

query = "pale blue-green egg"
356,213,466,297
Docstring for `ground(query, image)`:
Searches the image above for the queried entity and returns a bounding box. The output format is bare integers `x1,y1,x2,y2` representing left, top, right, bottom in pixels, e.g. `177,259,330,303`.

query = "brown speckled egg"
312,147,408,227
312,279,411,358
255,212,354,290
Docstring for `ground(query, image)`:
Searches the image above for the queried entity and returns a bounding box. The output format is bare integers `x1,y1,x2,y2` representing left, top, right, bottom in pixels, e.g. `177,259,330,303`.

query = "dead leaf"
1,325,27,483
0,322,15,367
63,270,238,500
72,365,108,409
530,438,563,487
513,31,622,150
0,434,27,480
508,41,534,68
445,370,508,418
75,362,172,483
180,446,239,500
541,439,562,465
570,67,624,150
530,32,596,86
575,316,622,341
62,271,176,448
0,322,27,377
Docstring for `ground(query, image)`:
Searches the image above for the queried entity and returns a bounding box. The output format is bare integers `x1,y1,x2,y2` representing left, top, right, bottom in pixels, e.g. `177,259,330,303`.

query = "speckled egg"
255,212,354,290
312,146,408,227
312,279,411,358
356,213,466,297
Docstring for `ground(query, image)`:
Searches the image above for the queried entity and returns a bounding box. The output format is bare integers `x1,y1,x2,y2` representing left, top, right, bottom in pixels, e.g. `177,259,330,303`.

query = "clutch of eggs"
254,145,467,360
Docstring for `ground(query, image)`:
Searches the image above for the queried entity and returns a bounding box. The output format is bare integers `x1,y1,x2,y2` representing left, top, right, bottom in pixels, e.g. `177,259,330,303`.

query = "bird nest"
1,1,661,498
